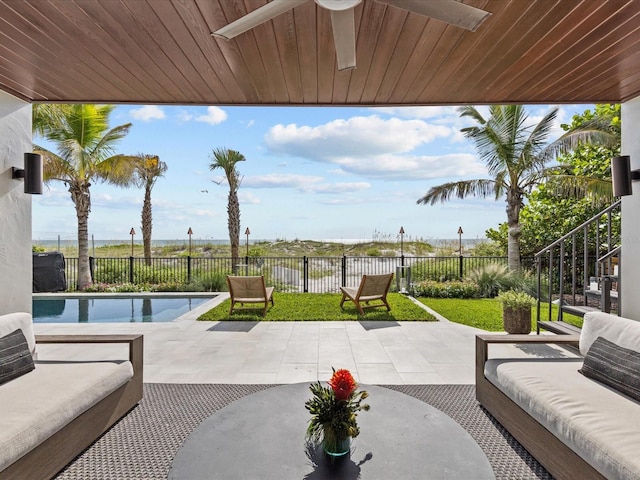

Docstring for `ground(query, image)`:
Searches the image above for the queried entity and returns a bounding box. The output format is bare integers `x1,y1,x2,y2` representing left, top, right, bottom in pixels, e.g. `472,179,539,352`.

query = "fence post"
187,255,192,283
341,256,347,287
89,256,95,284
459,255,464,280
129,256,134,284
303,256,308,292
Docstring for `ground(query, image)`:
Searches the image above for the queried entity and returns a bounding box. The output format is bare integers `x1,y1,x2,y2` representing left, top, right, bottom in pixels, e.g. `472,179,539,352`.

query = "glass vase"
322,435,351,457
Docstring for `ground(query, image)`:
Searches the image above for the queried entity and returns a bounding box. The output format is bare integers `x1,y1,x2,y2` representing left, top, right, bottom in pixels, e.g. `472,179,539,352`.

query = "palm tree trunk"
142,183,152,266
506,190,522,272
228,191,240,268
71,183,92,290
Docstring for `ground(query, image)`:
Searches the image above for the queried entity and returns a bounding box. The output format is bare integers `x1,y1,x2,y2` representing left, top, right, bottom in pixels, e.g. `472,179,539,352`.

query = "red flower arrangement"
305,368,370,456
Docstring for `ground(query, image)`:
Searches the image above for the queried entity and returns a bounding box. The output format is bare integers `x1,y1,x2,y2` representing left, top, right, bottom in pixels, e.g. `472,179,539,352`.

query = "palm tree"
32,104,71,135
33,104,135,289
132,154,168,265
417,105,615,272
209,148,245,268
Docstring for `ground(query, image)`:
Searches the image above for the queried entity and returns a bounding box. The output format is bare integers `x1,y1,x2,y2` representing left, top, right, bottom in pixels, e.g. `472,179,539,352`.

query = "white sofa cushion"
581,311,640,356
0,312,36,356
0,360,133,472
485,358,640,480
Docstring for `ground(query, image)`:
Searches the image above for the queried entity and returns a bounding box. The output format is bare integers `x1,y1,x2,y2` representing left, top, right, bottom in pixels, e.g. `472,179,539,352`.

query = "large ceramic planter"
503,306,532,334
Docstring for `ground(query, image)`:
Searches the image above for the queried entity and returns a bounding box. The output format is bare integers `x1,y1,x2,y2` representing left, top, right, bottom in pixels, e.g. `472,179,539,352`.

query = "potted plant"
305,368,370,458
498,290,536,334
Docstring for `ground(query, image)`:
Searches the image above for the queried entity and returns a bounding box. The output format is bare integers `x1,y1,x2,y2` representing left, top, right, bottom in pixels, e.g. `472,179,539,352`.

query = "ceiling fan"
212,0,491,71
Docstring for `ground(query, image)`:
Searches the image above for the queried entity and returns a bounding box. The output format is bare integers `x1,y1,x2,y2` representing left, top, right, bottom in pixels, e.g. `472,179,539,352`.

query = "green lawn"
198,293,436,321
420,297,583,331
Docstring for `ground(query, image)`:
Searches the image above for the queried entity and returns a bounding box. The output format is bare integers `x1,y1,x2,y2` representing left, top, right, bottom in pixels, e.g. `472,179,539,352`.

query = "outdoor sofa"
0,312,143,480
476,311,640,480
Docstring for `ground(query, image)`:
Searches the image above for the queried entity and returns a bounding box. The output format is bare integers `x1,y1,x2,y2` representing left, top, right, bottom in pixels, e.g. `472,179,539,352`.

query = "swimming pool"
32,295,214,323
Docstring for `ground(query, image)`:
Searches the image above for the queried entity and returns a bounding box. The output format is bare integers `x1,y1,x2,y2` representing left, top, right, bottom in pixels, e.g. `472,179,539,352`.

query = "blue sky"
32,104,591,244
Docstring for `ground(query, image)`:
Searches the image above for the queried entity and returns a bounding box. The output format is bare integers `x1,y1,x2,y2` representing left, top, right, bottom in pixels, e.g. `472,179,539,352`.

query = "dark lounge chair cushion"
0,329,35,385
580,336,640,402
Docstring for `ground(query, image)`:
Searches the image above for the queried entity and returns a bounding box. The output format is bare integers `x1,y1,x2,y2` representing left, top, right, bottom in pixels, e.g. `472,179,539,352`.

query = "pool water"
32,296,212,323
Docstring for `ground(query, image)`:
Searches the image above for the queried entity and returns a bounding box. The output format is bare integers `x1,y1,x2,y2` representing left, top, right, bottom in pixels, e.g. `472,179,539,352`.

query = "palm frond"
210,148,246,191
457,105,486,125
417,179,498,205
544,174,614,205
541,118,618,163
33,145,75,183
94,154,140,186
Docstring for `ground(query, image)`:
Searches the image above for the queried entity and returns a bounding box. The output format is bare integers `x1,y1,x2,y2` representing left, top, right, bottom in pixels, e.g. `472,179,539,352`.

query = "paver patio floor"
33,295,578,384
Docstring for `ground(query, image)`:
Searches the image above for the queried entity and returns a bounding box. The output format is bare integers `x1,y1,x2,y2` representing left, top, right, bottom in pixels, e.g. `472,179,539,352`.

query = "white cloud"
243,174,324,189
334,153,487,180
305,182,370,194
261,115,482,180
129,105,166,121
242,174,369,194
177,110,194,122
196,106,228,125
191,209,217,218
318,197,369,205
265,115,451,161
239,191,261,204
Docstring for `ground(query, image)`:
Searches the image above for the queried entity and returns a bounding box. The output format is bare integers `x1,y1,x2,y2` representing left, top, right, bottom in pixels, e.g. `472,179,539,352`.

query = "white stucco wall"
0,91,32,315
621,97,640,319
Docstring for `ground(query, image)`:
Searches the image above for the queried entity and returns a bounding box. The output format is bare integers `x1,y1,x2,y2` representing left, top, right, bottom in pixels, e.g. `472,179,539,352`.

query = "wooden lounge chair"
227,275,274,317
340,273,394,315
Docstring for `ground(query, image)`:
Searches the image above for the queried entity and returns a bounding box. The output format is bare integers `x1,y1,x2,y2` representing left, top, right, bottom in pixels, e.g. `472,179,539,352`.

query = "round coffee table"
168,384,495,479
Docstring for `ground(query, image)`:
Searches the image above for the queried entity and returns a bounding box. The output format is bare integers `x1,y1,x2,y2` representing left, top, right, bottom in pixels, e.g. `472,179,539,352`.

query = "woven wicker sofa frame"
475,334,606,480
1,334,144,480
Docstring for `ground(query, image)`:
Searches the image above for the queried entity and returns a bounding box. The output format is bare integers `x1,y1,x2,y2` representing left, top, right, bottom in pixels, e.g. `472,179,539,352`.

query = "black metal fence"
54,255,526,293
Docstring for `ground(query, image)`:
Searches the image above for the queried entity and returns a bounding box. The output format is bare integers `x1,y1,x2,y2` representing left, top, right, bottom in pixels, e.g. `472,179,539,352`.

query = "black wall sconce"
11,153,43,194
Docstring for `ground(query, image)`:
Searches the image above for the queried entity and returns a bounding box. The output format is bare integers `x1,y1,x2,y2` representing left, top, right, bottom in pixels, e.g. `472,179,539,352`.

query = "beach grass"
198,292,436,321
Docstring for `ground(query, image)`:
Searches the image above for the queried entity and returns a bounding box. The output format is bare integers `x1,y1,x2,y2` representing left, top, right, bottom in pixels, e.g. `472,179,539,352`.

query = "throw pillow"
0,329,35,385
579,336,640,402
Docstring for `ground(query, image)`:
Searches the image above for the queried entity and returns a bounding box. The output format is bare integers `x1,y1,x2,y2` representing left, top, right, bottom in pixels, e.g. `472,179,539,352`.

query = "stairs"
535,201,621,334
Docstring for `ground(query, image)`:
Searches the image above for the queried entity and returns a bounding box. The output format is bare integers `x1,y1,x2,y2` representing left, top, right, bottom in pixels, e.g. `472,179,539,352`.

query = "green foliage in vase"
305,369,369,453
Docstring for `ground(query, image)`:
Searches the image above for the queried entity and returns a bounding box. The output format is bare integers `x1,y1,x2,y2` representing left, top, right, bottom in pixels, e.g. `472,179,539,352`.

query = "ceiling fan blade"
213,0,308,40
330,8,356,71
376,0,491,32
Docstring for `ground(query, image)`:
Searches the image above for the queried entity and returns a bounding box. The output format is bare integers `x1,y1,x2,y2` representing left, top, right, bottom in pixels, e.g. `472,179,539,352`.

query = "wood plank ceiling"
0,0,640,106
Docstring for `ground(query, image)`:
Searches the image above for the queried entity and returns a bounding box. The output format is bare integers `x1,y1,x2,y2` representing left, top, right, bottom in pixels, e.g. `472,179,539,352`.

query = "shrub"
413,280,479,299
82,282,144,293
497,290,536,309
135,265,182,284
466,263,515,298
191,272,227,291
248,246,267,257
366,248,381,257
411,258,460,282
94,262,129,284
152,281,186,292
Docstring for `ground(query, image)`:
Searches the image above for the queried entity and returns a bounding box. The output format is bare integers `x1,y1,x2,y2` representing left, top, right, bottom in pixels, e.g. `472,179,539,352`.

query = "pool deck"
33,294,578,384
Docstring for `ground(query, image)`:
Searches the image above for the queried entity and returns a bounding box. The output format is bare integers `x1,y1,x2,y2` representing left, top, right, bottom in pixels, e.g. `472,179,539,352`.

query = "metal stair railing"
535,200,621,334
